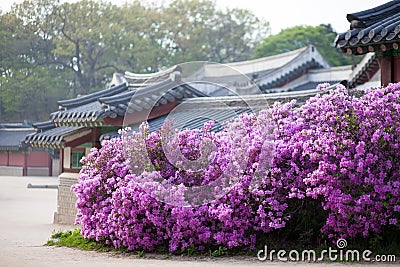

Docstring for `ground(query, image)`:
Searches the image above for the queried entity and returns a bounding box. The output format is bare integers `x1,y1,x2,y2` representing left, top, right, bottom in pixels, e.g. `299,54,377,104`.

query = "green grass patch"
45,228,148,257
44,228,246,258
45,228,114,252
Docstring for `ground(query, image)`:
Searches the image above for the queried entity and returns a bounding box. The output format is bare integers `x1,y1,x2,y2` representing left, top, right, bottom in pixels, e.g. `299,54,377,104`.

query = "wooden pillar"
393,56,400,83
379,56,393,86
92,127,101,149
23,152,28,176
48,152,53,176
59,148,64,174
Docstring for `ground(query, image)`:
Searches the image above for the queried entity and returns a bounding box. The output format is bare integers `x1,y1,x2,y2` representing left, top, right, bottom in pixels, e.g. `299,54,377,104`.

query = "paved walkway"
0,176,397,267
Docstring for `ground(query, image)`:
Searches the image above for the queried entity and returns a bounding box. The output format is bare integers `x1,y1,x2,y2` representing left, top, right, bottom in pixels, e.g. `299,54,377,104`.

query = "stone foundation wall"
27,167,49,176
53,172,78,225
52,159,60,177
0,166,23,176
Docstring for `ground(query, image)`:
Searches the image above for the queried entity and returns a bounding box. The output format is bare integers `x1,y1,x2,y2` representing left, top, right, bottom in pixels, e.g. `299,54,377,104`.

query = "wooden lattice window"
71,150,84,169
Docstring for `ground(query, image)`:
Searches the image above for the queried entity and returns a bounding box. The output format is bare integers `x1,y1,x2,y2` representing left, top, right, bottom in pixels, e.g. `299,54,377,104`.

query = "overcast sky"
0,0,390,34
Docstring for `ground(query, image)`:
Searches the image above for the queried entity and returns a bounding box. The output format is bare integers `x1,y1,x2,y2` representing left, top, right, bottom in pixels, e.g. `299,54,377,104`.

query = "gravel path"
0,176,397,267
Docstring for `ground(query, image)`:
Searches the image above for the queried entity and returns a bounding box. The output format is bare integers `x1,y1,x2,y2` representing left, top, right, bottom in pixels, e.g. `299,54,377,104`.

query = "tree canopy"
0,1,358,123
0,0,269,122
253,24,356,66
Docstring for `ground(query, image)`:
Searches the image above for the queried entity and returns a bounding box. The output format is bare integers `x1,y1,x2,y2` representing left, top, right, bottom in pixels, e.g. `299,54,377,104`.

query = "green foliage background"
0,0,354,122
253,24,357,66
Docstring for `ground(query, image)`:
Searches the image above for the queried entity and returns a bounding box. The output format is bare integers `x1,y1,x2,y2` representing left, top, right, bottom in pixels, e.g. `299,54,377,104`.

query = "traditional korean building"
181,45,380,94
26,70,207,223
335,0,400,85
165,45,331,95
0,123,55,176
24,45,381,224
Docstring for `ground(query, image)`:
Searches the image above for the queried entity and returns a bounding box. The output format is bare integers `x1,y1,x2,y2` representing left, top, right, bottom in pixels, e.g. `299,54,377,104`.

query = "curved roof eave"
256,45,331,89
57,83,128,109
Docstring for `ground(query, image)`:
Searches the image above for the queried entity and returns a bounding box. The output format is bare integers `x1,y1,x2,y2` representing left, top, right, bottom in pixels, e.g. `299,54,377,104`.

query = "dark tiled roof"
123,65,182,88
288,81,341,92
109,65,182,89
0,128,34,150
335,0,400,53
126,89,321,134
26,72,207,148
256,46,330,90
51,83,129,126
32,121,56,132
187,46,330,94
29,110,98,148
25,126,88,148
179,89,322,108
51,101,105,127
30,87,328,148
258,59,327,90
0,122,32,129
348,53,379,87
103,79,207,117
27,118,88,148
50,74,207,127
129,107,252,134
96,88,326,144
58,83,128,109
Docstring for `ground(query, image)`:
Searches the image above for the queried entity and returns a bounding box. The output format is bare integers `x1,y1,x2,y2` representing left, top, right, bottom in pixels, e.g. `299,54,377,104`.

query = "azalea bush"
272,83,400,240
73,82,400,252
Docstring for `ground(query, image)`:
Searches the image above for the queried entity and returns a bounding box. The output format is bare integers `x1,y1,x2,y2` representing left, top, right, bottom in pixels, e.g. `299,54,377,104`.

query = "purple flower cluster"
271,83,400,239
73,82,400,252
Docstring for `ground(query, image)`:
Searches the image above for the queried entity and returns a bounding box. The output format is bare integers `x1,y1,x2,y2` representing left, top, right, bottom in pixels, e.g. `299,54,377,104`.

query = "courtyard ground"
0,176,397,267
